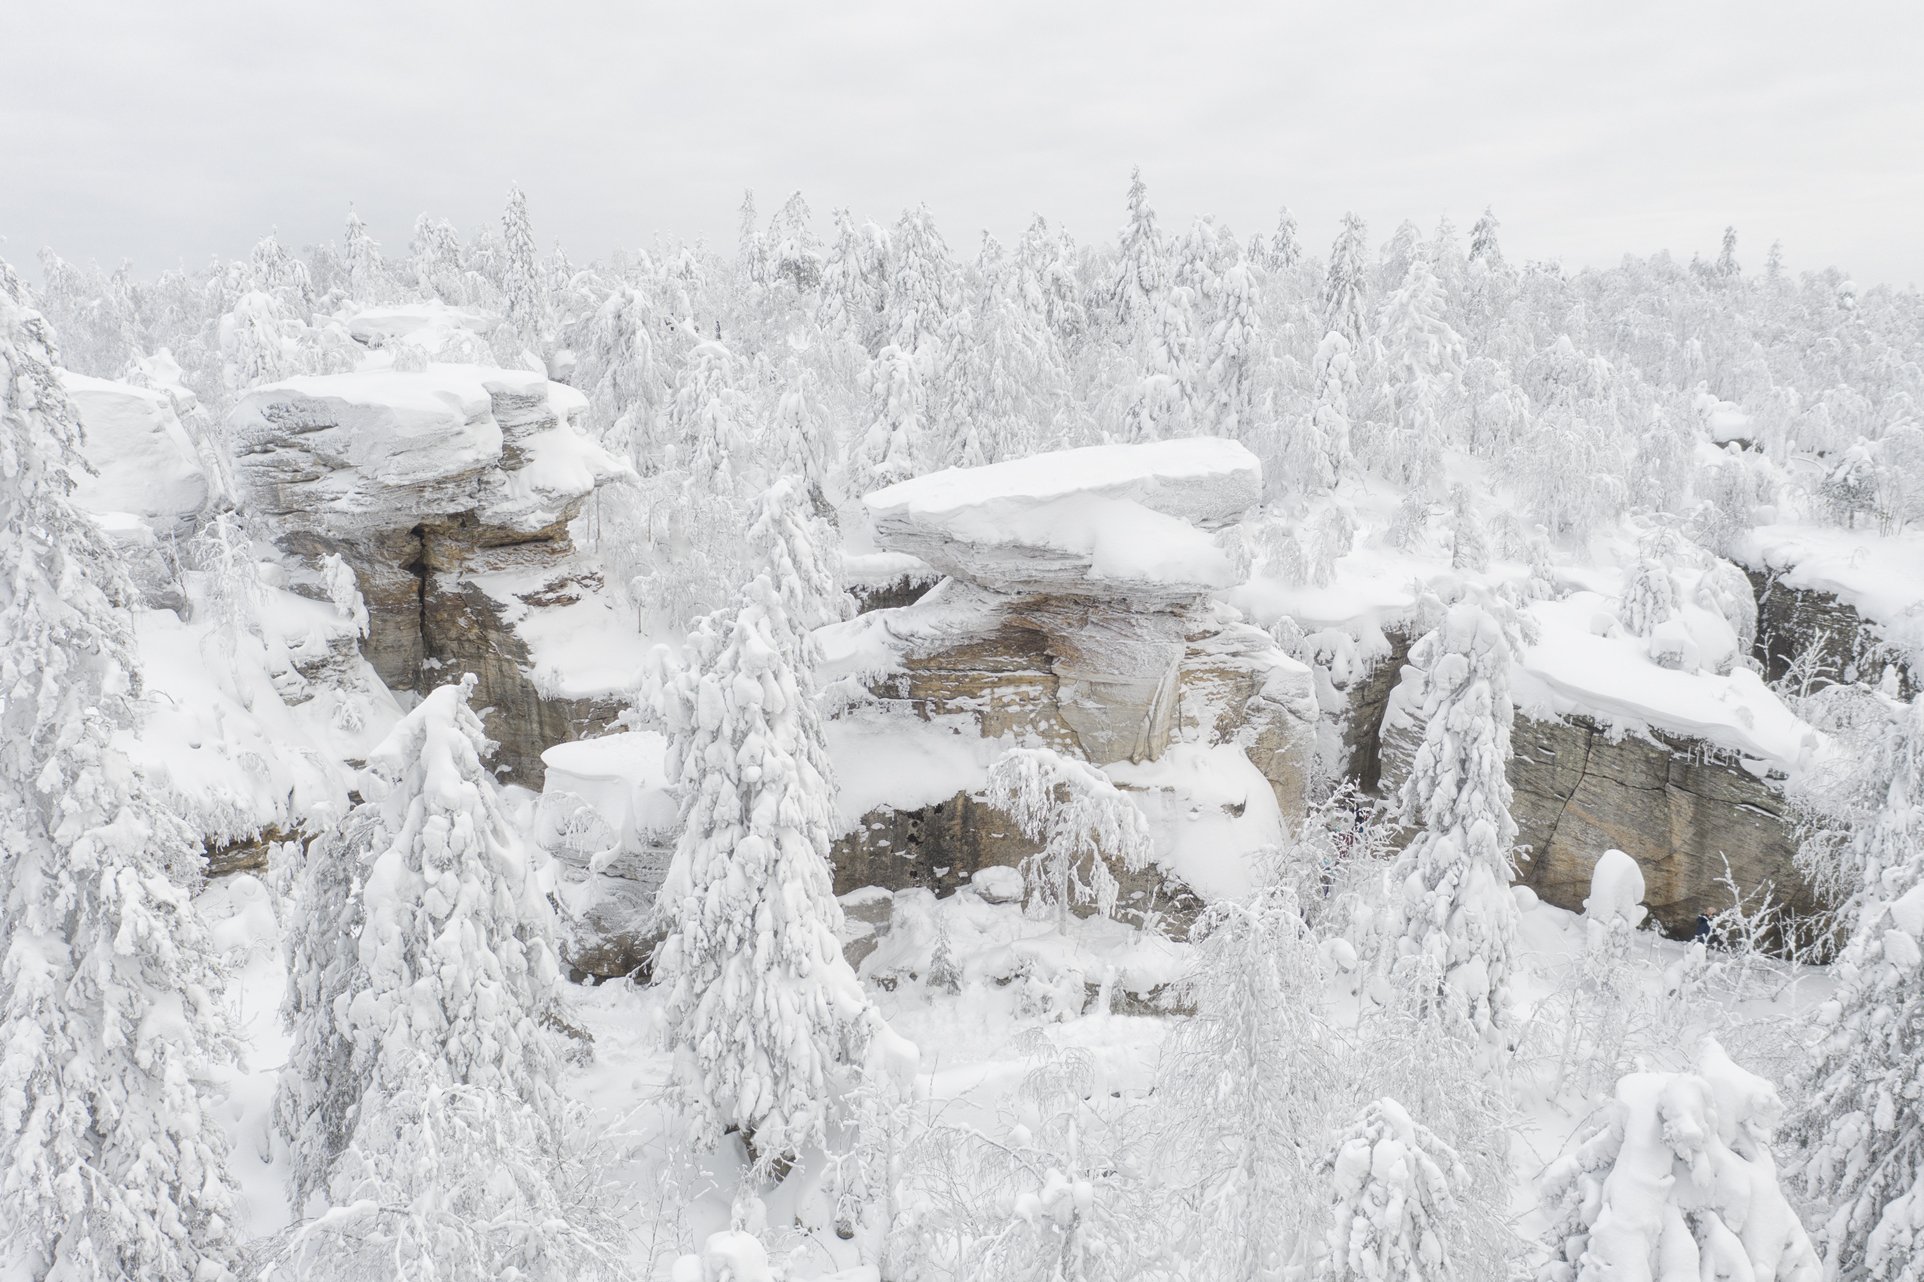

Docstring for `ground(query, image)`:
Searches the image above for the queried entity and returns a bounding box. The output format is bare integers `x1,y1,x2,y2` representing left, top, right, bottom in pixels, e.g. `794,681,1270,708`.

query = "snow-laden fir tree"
666,338,754,496
1378,601,1521,1049
855,342,926,492
579,283,663,466
1371,252,1463,486
766,363,833,511
410,213,467,304
1309,1098,1468,1282
1323,212,1371,352
1538,1039,1819,1282
1201,259,1264,442
983,747,1155,930
1110,167,1166,339
272,676,616,1279
1156,888,1340,1280
342,207,388,304
650,577,881,1170
1265,205,1302,275
0,260,241,1282
1617,555,1677,637
1792,693,1924,1281
498,183,549,363
748,476,849,663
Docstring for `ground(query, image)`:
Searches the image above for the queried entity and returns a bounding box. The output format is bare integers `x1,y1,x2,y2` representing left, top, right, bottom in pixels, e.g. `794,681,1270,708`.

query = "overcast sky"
6,1,1922,287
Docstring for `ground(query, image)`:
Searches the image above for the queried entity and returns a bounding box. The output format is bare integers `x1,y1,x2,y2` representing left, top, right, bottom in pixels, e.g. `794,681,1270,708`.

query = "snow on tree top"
864,438,1260,603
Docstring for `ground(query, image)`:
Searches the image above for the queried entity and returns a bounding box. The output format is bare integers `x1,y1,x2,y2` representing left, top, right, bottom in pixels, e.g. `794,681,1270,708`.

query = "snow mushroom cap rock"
864,438,1262,604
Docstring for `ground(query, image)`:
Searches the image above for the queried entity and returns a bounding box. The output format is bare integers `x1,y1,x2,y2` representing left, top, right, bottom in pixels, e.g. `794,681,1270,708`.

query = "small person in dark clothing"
1693,914,1715,946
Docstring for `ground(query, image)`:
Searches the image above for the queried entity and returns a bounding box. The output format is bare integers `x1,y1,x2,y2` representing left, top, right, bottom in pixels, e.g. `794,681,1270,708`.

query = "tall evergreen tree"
1379,602,1521,1051
1794,694,1924,1281
1323,213,1370,352
1110,167,1166,339
651,578,879,1170
273,677,614,1279
0,260,241,1282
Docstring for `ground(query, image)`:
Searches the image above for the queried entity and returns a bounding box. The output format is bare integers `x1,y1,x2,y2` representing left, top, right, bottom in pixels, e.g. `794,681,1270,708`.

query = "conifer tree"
1540,1041,1819,1282
1323,213,1371,351
1110,167,1166,339
499,184,549,361
651,580,879,1170
343,208,388,303
856,343,926,492
0,259,241,1282
272,678,614,1279
1793,694,1924,1281
1312,1098,1468,1282
1379,602,1521,1049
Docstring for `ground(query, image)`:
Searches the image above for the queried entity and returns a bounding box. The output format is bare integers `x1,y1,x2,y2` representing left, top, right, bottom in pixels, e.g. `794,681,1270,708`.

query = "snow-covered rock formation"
232,364,634,781
832,441,1315,916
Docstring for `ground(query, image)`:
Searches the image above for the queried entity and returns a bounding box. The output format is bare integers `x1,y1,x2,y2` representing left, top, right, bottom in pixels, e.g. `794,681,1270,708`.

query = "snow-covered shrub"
1537,1039,1820,1282
890,1037,1169,1282
983,746,1156,930
1556,849,1648,1095
1308,1098,1468,1282
1154,889,1339,1277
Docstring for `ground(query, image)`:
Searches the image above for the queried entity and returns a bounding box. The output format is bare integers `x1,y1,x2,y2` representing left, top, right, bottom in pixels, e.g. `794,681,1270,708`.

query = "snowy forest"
2,174,1923,1282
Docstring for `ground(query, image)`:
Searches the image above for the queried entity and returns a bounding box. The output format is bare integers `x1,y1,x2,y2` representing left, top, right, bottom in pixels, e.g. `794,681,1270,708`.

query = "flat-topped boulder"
66,373,212,535
232,365,633,782
865,439,1261,605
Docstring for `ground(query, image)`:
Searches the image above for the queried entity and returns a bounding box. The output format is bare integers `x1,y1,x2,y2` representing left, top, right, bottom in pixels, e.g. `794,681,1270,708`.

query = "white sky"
6,0,1922,287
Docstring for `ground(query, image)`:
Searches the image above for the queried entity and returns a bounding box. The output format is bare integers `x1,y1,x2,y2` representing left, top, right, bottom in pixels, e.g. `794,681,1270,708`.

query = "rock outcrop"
1371,685,1820,939
232,365,633,782
830,441,1316,913
1746,566,1916,696
1506,715,1812,938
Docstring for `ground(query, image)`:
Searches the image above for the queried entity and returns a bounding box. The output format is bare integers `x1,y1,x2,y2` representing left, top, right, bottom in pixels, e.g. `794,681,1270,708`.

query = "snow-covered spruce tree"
1378,601,1521,1049
667,337,756,496
0,260,241,1281
497,183,549,364
1793,693,1924,1281
1309,1098,1468,1282
748,476,849,661
855,342,925,492
983,747,1155,931
1109,167,1166,340
1617,555,1677,637
1323,212,1371,352
342,207,388,303
1156,889,1340,1280
650,578,879,1171
1538,1039,1819,1282
1370,253,1463,486
272,676,617,1279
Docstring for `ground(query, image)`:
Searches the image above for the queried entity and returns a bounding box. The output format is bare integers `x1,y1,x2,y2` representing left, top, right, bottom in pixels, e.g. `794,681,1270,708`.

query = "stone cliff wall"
1507,715,1815,938
233,368,630,784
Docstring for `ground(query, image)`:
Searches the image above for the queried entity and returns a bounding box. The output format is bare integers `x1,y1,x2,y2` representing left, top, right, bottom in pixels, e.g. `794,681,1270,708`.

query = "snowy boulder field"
865,438,1261,604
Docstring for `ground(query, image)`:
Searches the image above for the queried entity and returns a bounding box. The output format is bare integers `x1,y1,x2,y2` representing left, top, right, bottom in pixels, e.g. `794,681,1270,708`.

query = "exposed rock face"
1373,697,1819,939
1746,566,1916,696
232,366,631,783
1507,716,1814,938
823,441,1317,914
